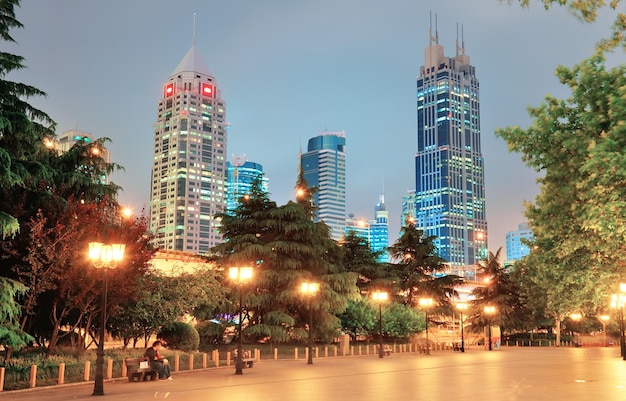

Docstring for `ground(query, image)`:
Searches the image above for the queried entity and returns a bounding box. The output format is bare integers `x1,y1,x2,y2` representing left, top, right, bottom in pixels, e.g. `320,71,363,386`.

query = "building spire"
192,12,197,46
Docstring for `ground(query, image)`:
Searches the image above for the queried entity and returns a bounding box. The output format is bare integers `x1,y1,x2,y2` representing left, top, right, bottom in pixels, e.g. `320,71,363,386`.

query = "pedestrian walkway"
3,347,626,401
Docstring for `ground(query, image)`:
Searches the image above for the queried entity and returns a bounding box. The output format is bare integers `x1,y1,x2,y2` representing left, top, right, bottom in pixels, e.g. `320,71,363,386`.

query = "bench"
125,357,159,382
233,350,255,368
382,345,392,356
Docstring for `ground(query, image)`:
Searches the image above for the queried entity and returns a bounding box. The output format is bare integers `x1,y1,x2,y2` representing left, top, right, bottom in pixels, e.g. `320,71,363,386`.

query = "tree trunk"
554,314,562,346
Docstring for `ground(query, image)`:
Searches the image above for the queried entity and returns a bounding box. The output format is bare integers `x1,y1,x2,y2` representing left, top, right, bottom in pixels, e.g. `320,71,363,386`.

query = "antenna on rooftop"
192,12,197,46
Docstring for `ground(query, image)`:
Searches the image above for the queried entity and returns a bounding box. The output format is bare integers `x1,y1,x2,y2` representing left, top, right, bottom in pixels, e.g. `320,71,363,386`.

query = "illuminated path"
4,347,626,400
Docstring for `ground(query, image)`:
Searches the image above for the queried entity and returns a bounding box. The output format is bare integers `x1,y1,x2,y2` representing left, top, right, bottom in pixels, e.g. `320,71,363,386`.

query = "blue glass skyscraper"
414,26,488,266
505,223,533,262
301,131,346,241
370,194,389,263
226,155,269,213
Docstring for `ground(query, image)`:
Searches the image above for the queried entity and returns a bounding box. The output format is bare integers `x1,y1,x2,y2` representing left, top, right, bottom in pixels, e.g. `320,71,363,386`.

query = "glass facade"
226,156,269,213
414,31,488,266
301,131,346,241
506,223,534,262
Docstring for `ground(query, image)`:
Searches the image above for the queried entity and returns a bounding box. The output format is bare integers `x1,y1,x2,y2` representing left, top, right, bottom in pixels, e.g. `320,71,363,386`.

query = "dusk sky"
7,0,619,255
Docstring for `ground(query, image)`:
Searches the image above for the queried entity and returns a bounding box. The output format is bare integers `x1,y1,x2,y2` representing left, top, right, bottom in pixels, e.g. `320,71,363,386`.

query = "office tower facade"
226,154,269,213
301,131,346,241
149,45,228,254
370,194,389,263
51,129,109,185
401,190,417,228
506,222,534,262
414,26,488,266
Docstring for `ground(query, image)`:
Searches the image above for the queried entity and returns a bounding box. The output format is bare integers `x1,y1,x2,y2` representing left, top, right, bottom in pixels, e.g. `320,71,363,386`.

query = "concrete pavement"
3,347,626,400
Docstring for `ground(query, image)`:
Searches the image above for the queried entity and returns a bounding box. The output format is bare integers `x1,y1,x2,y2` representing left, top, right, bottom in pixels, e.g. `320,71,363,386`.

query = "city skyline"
6,0,617,255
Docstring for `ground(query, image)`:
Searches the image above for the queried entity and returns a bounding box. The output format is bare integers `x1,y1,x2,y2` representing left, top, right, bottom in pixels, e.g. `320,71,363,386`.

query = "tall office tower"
226,154,269,213
150,44,228,254
52,129,109,184
505,222,534,262
414,24,488,266
401,190,417,228
301,131,346,241
370,194,389,263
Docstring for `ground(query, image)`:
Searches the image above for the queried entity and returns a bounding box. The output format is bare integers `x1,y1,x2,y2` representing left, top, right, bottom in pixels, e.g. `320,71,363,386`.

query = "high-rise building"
371,194,389,263
300,131,346,241
50,129,109,185
149,44,228,254
226,155,269,213
506,222,534,262
414,24,488,266
401,190,416,228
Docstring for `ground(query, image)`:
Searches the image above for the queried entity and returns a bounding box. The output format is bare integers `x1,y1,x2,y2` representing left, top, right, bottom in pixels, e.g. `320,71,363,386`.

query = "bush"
158,322,200,352
196,321,224,351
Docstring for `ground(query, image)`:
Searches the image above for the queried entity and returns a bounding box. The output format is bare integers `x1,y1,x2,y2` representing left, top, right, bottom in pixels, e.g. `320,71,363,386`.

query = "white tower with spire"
149,37,228,254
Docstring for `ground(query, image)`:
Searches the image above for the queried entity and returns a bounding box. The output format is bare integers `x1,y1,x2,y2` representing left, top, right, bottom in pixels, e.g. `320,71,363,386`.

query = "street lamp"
611,288,626,359
456,303,468,352
229,266,253,375
88,242,125,396
599,315,610,347
484,306,496,351
419,298,434,355
372,291,389,358
356,219,371,245
301,281,320,365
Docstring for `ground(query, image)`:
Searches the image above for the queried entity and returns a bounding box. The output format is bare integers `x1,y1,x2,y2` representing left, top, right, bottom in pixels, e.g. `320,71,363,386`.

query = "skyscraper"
414,24,488,266
505,222,534,262
370,194,389,263
226,154,269,213
149,44,228,254
300,131,346,241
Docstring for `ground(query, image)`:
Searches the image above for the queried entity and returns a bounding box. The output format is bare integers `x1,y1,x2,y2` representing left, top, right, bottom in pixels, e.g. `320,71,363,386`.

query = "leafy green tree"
496,54,624,341
158,322,200,352
341,231,390,292
382,302,424,341
387,221,462,306
338,297,376,341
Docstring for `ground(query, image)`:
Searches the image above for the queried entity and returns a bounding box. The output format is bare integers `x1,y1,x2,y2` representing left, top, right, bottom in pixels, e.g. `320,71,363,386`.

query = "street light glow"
230,266,253,281
372,290,388,302
301,282,320,294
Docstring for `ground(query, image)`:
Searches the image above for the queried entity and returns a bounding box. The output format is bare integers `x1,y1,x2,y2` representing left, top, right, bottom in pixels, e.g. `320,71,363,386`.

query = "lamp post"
301,282,320,365
229,266,253,375
456,303,468,352
419,298,434,355
611,287,626,359
372,291,388,358
88,242,125,396
484,306,496,351
599,315,610,347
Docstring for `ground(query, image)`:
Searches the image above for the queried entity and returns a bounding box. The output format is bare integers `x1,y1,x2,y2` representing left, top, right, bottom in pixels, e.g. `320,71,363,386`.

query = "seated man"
144,340,172,380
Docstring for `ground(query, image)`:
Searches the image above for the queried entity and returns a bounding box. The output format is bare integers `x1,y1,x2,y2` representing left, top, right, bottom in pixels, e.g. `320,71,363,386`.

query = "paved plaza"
4,347,626,401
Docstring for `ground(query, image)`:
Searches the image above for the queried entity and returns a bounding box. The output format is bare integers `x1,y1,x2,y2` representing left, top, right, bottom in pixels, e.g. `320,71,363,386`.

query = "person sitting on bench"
144,340,172,380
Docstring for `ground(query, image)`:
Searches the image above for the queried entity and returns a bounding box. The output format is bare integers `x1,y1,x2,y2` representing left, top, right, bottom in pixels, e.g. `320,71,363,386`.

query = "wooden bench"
125,357,159,382
382,345,392,356
233,350,255,368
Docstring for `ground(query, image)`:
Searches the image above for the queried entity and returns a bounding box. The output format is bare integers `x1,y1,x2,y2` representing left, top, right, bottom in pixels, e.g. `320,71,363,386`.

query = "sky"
6,0,620,256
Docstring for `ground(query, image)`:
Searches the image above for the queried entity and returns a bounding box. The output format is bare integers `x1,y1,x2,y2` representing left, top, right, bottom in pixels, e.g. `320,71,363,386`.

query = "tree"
468,248,530,334
382,303,424,341
338,297,376,341
341,231,390,292
496,54,624,341
511,0,626,51
0,277,33,360
387,221,462,306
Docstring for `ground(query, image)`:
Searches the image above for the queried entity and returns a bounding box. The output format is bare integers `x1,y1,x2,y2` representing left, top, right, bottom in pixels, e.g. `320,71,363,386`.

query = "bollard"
295,348,299,360
203,353,207,368
366,345,370,355
393,344,397,353
226,351,231,366
358,345,362,355
189,353,194,370
84,360,90,381
350,345,354,356
30,365,37,388
255,348,259,362
107,358,113,379
0,367,5,392
122,359,127,378
334,346,338,357
58,363,65,385
325,346,328,357
174,354,180,372
305,347,309,361
274,348,278,360
315,347,319,359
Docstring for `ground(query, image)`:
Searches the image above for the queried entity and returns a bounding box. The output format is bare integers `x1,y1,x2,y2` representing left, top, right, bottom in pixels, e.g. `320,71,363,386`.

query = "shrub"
196,321,223,350
158,322,200,352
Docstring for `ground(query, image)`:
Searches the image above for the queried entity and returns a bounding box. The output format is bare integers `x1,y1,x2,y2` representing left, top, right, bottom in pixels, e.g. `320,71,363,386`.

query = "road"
4,347,626,400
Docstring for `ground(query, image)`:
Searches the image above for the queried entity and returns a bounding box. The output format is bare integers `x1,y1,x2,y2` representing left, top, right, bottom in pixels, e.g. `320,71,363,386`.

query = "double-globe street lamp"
456,302,468,353
372,291,389,358
419,298,434,355
229,266,254,375
88,242,125,396
301,282,320,365
484,306,496,351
